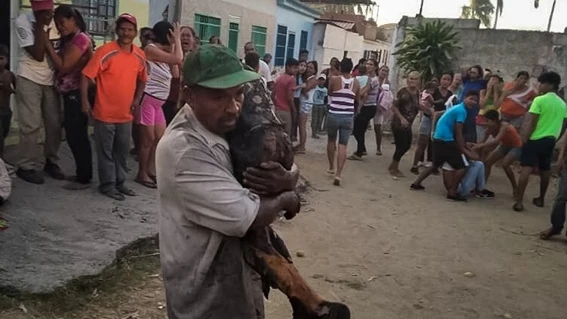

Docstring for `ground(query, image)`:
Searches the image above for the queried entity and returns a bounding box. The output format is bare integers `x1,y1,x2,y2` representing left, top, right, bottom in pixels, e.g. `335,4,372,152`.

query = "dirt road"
2,134,567,319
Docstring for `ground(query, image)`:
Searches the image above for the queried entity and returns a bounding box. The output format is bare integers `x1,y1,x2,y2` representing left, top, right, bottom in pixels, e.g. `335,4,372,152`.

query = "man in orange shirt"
81,13,147,200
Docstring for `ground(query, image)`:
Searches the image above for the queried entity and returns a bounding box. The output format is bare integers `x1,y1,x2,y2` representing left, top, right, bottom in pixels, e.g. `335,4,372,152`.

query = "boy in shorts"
514,71,567,212
411,90,481,201
472,109,522,197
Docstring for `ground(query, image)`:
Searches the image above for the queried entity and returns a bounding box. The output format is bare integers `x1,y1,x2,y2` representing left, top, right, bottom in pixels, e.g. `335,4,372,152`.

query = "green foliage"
393,20,461,82
460,0,495,28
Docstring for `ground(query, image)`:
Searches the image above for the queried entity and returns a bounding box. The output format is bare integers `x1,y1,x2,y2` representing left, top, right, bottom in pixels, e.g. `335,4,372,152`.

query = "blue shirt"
459,78,486,139
312,86,328,105
434,103,467,142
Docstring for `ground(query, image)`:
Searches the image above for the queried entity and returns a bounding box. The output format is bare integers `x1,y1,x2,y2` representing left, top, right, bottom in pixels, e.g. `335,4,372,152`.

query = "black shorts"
520,137,556,171
432,140,465,170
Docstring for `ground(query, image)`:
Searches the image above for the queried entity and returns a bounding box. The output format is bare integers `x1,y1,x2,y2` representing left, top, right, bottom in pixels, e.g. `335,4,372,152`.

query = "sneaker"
44,161,65,180
476,189,495,199
16,169,45,184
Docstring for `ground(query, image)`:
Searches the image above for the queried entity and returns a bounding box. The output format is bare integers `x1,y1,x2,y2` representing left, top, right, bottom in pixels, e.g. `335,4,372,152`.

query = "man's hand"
244,162,299,195
464,149,480,161
400,117,409,128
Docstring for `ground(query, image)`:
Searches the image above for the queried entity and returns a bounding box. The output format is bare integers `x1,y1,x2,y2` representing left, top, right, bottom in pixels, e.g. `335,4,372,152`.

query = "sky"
375,0,566,32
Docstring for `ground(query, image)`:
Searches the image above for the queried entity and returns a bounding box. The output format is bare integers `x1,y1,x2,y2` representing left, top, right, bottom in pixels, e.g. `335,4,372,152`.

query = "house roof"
278,0,321,19
315,19,356,30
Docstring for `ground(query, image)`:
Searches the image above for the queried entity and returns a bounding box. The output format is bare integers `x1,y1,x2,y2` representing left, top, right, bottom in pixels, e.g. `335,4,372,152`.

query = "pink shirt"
56,32,90,93
273,74,295,112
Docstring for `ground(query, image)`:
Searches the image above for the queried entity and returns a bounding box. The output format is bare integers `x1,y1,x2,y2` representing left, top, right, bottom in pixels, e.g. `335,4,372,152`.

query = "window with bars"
228,22,239,53
274,25,287,67
286,32,295,64
194,14,221,45
251,25,267,57
299,30,308,51
72,0,118,37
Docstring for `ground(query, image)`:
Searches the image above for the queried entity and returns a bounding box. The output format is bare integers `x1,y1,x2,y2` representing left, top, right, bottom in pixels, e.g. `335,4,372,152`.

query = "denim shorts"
327,113,353,145
419,115,432,135
300,102,313,114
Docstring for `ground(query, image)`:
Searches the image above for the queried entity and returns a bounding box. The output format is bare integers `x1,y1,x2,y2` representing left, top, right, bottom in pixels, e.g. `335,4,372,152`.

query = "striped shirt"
364,76,380,106
144,43,172,100
329,76,356,115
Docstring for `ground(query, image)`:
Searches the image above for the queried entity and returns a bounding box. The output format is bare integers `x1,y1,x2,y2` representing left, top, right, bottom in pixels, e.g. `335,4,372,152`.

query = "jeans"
63,90,93,183
458,160,486,196
550,163,567,231
94,120,131,193
353,105,377,155
392,127,412,162
311,104,326,136
327,113,354,145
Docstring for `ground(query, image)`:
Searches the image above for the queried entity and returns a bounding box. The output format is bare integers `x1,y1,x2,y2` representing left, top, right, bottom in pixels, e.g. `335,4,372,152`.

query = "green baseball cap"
183,44,260,89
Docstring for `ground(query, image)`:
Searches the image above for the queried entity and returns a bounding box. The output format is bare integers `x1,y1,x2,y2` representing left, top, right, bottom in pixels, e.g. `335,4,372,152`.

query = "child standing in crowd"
514,71,567,212
473,109,522,197
311,74,328,139
292,60,307,142
374,65,390,155
410,81,437,174
0,45,15,159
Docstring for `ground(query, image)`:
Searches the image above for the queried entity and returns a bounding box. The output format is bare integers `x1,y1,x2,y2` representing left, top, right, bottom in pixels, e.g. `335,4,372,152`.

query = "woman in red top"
496,71,537,129
473,110,523,197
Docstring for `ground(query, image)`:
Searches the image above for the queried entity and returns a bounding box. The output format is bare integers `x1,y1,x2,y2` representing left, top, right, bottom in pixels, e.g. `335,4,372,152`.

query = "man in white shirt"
14,0,64,184
244,42,273,91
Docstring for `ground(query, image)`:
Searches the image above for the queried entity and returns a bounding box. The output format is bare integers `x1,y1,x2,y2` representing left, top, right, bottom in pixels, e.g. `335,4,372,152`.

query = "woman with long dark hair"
373,65,390,155
135,21,183,188
45,4,93,190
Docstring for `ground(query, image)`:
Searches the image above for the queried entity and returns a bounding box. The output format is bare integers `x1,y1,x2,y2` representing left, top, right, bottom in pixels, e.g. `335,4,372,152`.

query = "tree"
493,0,503,29
418,0,425,16
534,0,557,32
393,20,461,82
460,0,495,28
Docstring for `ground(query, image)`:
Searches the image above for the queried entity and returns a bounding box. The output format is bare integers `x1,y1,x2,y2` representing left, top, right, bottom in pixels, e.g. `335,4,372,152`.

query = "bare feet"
539,227,562,240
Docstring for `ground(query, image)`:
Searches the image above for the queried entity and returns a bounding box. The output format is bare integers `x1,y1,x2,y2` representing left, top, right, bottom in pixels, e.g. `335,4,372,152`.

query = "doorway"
0,0,11,70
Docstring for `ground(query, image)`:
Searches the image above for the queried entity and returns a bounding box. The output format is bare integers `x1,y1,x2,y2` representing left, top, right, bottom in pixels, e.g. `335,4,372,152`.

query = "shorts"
327,112,353,145
432,139,466,170
137,93,166,126
520,137,556,171
495,145,522,159
300,102,313,114
419,115,432,135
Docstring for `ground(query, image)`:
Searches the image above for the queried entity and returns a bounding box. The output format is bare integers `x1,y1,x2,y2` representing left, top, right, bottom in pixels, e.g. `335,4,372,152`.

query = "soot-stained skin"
227,80,351,319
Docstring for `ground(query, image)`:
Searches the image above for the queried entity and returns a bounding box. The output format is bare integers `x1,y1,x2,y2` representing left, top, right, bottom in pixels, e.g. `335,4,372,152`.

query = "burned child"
227,51,350,319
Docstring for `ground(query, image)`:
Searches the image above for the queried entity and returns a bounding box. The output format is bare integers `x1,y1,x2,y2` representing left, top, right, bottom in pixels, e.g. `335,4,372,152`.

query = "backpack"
377,89,394,112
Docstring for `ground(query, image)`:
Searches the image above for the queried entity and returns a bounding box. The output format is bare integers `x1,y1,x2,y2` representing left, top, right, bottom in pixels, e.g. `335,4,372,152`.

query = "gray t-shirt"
156,105,263,319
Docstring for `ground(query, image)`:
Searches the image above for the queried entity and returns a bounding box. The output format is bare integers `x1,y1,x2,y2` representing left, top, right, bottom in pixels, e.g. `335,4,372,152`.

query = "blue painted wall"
273,4,316,66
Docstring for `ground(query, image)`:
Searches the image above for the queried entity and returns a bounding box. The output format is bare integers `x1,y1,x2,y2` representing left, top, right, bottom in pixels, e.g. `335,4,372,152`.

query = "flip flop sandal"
540,228,562,240
326,169,335,175
117,186,137,196
135,180,157,189
347,155,362,161
333,177,341,186
102,190,126,201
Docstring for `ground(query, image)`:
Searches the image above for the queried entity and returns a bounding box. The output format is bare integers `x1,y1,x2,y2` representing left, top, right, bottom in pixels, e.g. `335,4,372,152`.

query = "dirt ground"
1,132,567,319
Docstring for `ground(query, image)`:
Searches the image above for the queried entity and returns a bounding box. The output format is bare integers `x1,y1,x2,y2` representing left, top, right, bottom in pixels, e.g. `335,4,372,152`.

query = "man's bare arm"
250,191,299,229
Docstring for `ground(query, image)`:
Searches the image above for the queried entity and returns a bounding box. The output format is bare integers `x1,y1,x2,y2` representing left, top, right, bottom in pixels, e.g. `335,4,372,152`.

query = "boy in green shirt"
514,71,567,212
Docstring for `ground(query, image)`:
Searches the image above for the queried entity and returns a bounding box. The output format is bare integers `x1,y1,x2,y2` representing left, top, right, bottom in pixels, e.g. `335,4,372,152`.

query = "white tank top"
144,43,172,100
